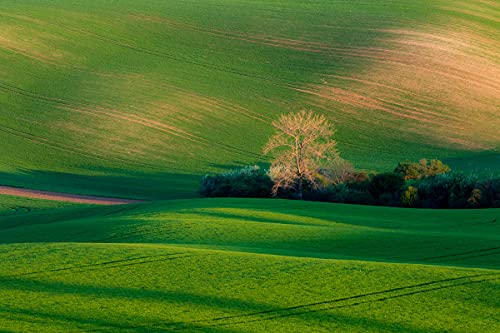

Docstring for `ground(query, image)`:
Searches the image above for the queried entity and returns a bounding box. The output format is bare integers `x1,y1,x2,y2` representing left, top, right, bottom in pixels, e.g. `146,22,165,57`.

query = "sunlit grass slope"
0,197,498,332
1,0,499,198
1,243,498,333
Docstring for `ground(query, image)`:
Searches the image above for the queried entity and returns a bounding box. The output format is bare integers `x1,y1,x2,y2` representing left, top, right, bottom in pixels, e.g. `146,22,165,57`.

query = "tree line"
201,111,499,209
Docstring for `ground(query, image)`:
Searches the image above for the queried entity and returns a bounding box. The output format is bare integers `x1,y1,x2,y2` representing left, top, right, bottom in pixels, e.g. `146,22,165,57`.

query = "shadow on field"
0,169,201,200
443,150,500,175
182,209,328,227
0,272,496,332
0,276,265,332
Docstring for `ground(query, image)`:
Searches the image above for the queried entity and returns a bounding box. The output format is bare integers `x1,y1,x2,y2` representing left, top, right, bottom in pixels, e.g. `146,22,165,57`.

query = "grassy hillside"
1,1,498,331
1,0,499,199
0,196,498,332
1,198,499,268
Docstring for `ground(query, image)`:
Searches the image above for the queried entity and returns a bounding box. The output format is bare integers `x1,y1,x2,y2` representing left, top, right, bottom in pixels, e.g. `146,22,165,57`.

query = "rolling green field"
1,0,499,199
1,0,499,332
0,196,499,332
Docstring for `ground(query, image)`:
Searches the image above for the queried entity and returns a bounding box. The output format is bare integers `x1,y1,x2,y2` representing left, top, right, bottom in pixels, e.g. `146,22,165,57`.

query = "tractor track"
0,81,264,160
419,246,500,262
164,273,499,330
5,252,194,279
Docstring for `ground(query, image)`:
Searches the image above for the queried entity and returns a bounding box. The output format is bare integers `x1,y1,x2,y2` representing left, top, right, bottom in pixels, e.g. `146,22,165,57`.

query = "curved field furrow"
0,81,264,161
7,253,193,279
0,0,498,195
0,124,179,171
0,11,304,90
0,2,499,332
294,86,483,147
420,246,500,262
170,274,499,330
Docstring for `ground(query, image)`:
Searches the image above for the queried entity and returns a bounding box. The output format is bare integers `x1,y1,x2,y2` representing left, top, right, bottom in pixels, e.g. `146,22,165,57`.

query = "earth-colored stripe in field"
0,186,142,205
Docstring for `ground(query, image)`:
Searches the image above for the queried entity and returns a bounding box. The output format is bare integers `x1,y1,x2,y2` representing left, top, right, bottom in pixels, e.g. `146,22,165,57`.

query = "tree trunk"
297,177,303,200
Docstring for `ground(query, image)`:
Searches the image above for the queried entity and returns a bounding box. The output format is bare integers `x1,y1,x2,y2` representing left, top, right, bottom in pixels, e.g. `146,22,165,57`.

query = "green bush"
448,174,475,208
200,166,273,198
416,173,459,208
394,159,450,180
474,177,500,208
394,161,422,180
368,173,405,200
467,188,482,208
401,186,418,207
426,159,451,177
201,163,499,209
413,173,500,208
305,184,375,205
378,192,400,206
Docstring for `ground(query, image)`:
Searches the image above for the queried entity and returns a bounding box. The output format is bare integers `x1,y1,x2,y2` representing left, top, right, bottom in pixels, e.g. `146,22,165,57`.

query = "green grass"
0,0,499,331
0,196,498,332
0,195,77,214
0,0,498,199
1,198,499,268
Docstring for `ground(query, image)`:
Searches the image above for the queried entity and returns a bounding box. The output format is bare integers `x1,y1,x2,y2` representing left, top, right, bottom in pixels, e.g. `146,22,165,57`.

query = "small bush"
305,184,375,205
415,173,457,208
401,186,418,207
426,159,451,177
448,174,475,208
200,166,273,198
318,159,356,186
412,173,500,209
368,172,405,200
476,177,500,208
395,161,423,180
346,176,371,192
394,158,450,180
467,188,482,208
379,192,401,207
351,171,370,183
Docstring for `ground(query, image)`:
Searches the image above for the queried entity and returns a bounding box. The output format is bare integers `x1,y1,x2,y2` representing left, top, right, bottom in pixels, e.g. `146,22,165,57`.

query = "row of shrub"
200,163,500,209
308,172,500,208
200,166,273,198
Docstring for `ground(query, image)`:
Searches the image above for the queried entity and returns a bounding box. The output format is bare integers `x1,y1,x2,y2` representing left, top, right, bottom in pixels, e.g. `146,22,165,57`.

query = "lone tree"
264,110,339,199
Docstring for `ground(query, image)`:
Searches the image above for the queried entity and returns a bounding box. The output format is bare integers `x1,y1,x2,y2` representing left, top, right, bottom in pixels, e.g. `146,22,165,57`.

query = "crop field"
1,0,499,332
0,0,499,198
0,196,499,332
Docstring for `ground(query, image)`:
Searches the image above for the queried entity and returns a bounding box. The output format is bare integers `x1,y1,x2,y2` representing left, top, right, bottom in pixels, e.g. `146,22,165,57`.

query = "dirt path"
0,186,142,205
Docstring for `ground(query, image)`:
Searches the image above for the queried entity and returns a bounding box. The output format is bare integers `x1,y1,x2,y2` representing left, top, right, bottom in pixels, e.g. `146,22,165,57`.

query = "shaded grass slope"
0,196,498,332
0,0,498,198
1,197,499,268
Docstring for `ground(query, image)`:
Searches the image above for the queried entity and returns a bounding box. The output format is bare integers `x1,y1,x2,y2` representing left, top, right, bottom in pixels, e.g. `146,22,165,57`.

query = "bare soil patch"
0,186,141,205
